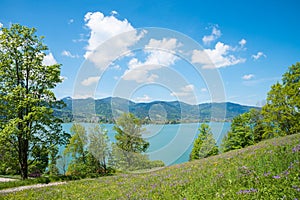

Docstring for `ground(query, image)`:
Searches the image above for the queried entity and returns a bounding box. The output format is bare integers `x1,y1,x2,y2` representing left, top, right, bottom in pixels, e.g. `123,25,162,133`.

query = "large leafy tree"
190,123,218,161
113,113,150,169
221,109,264,152
262,63,300,138
0,24,69,179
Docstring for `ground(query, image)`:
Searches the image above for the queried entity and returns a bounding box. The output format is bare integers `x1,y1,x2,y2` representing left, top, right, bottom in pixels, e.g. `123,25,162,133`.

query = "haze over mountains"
55,97,259,123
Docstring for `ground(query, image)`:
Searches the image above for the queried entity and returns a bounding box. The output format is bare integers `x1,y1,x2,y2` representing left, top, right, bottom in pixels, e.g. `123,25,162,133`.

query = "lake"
62,122,231,166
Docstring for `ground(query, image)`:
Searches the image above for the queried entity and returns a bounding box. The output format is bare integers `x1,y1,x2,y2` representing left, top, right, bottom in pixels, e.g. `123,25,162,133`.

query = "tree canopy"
190,123,218,160
0,24,69,179
262,63,300,138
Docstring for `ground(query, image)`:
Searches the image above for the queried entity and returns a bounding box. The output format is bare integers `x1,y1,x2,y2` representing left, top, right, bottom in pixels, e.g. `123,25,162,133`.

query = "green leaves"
0,23,69,179
262,62,300,137
221,109,264,152
190,123,218,160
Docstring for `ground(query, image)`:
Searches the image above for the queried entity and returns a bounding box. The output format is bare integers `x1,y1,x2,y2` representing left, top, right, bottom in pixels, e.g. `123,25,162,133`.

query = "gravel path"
0,181,67,194
0,178,16,182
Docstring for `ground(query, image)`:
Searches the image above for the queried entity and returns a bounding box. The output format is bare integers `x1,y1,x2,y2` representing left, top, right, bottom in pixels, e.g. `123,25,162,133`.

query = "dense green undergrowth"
1,134,299,199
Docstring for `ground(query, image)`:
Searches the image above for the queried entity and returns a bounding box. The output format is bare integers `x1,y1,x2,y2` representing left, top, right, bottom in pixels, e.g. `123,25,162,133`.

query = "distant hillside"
54,97,259,123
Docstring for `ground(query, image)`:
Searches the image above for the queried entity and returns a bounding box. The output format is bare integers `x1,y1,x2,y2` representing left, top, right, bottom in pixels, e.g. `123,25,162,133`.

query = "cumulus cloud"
61,50,79,58
242,74,255,80
239,39,247,48
42,53,57,65
83,11,145,69
170,84,195,97
135,94,152,102
252,52,266,60
122,38,180,83
111,10,118,15
81,76,100,86
192,42,246,69
0,22,3,28
202,26,221,45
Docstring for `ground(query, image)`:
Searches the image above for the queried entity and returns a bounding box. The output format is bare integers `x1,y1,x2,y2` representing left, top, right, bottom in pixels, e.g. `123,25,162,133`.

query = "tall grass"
1,134,299,199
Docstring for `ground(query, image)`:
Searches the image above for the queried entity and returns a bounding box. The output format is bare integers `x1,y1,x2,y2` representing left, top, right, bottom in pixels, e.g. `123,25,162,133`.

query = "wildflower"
237,188,258,194
292,144,300,153
292,185,300,192
263,172,271,176
272,175,281,179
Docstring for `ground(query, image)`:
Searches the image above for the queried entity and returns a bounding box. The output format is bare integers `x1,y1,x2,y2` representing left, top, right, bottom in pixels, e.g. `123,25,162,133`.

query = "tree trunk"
18,137,29,180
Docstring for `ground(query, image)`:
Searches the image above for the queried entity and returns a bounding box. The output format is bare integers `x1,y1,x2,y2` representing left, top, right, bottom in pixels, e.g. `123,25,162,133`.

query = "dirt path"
0,178,16,182
0,181,67,194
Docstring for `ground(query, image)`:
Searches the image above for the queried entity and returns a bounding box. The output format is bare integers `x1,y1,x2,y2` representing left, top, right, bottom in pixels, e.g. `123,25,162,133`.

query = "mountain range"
54,97,259,123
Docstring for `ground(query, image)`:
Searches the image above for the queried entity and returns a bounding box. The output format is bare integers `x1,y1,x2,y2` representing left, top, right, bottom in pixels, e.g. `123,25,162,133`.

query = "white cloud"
61,50,79,58
0,22,3,35
239,39,247,47
192,42,246,69
170,84,195,97
83,11,145,69
202,26,221,45
111,10,118,15
122,38,180,83
42,53,57,66
68,19,74,24
135,94,152,102
242,74,255,80
201,88,208,92
252,51,266,60
59,76,68,82
110,64,121,70
81,76,100,86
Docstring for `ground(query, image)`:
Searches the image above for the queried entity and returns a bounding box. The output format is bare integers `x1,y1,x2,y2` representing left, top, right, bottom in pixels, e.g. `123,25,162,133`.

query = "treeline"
59,113,164,178
190,63,300,160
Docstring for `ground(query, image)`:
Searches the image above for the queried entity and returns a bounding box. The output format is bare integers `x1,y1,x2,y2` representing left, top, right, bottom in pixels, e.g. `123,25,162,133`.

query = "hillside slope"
2,133,299,199
55,97,259,123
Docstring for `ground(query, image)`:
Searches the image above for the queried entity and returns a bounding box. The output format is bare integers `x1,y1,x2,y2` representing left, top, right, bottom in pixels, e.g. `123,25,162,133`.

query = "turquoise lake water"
61,122,231,166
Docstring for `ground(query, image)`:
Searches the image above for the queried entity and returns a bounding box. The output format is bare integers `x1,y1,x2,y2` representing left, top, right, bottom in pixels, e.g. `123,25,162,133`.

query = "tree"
88,125,110,173
0,24,70,179
262,63,300,138
190,124,219,160
113,113,150,170
221,109,264,152
64,124,88,164
190,123,218,161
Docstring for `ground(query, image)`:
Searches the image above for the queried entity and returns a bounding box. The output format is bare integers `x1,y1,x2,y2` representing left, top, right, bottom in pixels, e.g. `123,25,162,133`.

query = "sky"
1,0,300,106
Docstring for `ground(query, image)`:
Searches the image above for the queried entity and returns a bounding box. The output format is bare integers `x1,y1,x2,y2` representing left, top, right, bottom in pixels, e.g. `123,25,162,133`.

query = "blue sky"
1,0,300,106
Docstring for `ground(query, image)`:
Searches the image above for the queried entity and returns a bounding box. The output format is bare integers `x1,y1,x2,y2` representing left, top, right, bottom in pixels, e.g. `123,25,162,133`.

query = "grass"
1,134,299,199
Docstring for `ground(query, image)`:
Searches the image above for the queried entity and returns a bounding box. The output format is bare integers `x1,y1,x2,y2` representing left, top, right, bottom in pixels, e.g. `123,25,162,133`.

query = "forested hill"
55,97,259,123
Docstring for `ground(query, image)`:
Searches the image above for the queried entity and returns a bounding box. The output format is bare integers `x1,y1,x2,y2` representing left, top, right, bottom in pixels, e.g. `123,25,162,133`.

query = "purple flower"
263,172,271,176
292,144,300,153
272,175,281,179
292,185,300,192
237,188,258,194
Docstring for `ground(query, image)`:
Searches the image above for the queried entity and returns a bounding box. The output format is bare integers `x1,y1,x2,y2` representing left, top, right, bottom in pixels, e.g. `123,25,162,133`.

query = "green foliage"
2,134,299,199
190,123,218,160
64,124,113,177
221,109,264,152
88,125,110,173
0,24,70,179
64,124,88,163
111,113,163,171
114,113,149,153
262,62,300,138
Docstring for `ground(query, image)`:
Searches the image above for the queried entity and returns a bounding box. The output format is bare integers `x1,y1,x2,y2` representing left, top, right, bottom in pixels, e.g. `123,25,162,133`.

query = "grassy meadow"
1,133,299,199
